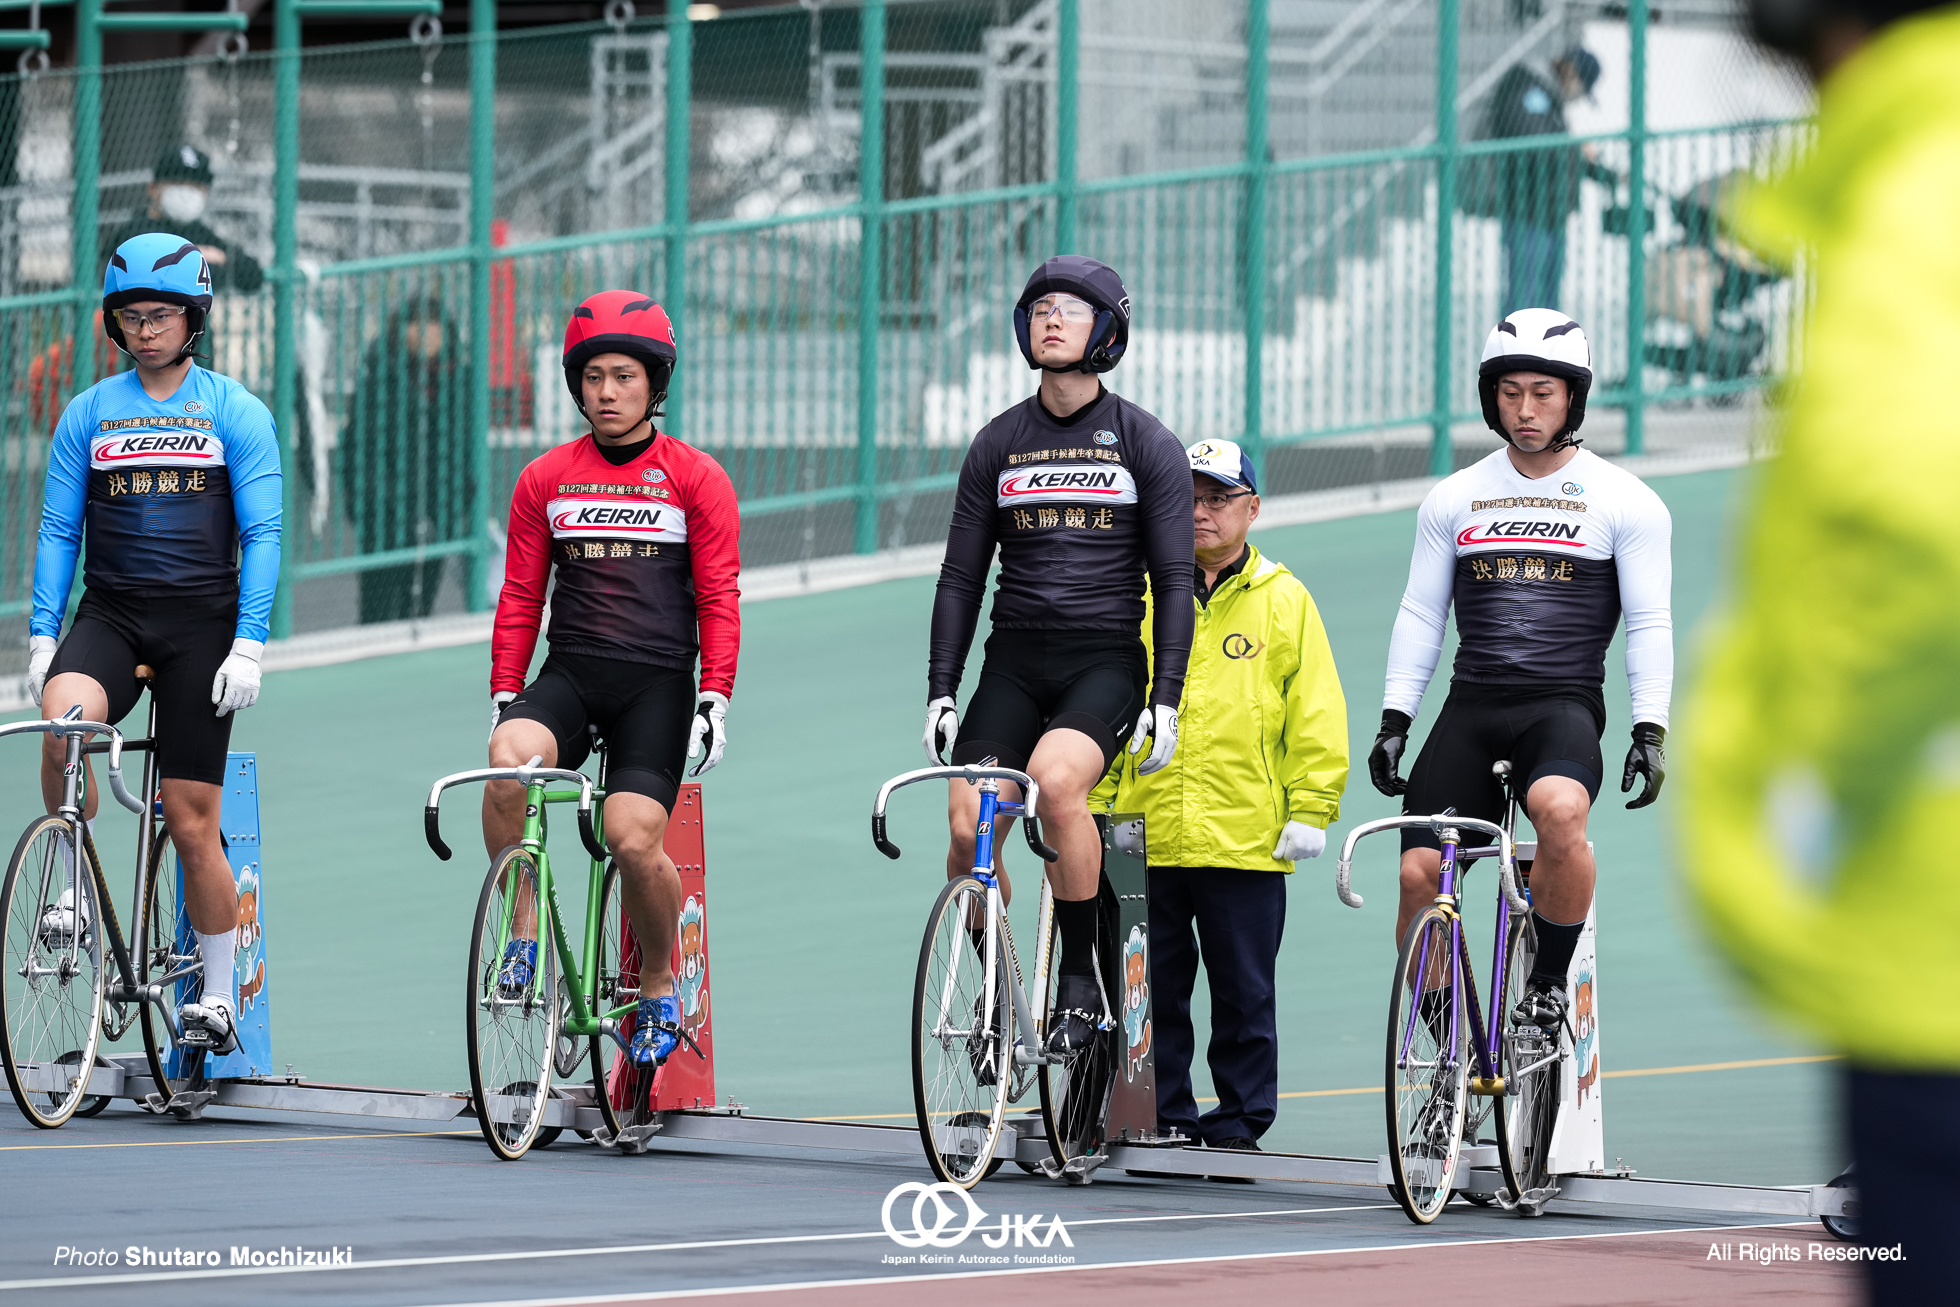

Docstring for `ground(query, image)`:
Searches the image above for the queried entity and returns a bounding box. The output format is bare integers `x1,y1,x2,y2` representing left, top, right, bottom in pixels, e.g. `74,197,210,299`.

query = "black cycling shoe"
1045,972,1101,1059
1512,978,1568,1032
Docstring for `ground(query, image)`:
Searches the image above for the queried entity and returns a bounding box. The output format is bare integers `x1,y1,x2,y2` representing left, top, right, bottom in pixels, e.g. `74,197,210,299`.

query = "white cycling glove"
490,691,516,744
923,696,959,765
211,639,264,716
687,691,729,776
26,635,57,707
1128,703,1180,776
1273,820,1327,862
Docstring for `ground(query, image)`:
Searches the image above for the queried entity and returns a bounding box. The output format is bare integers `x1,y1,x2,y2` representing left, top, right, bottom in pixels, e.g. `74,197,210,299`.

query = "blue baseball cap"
1186,439,1257,494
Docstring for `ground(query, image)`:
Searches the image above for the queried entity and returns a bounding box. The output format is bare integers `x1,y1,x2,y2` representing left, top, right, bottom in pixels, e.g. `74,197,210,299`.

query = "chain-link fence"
0,0,1811,646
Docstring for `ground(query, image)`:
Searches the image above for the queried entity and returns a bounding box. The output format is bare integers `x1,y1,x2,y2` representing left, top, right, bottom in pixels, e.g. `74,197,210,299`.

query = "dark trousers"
1846,1066,1960,1303
1149,866,1287,1144
1501,219,1566,316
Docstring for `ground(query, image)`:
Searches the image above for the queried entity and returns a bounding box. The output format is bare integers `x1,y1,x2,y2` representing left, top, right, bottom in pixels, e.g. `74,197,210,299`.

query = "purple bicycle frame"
1396,821,1525,1089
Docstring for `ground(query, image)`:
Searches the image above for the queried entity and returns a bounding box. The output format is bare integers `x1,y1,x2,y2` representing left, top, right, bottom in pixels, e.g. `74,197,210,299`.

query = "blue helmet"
103,232,213,361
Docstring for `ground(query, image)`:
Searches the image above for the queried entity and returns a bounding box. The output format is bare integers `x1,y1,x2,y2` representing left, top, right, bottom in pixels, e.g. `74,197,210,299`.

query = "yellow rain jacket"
1679,8,1960,1069
1095,543,1348,872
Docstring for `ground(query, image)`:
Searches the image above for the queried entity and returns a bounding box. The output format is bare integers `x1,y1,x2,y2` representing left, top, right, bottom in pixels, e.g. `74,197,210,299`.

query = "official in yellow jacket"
1096,439,1349,1166
1683,3,1960,1295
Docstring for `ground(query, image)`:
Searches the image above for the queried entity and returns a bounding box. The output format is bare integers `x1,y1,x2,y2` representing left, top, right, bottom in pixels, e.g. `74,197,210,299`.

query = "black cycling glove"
1622,721,1666,809
1369,709,1414,797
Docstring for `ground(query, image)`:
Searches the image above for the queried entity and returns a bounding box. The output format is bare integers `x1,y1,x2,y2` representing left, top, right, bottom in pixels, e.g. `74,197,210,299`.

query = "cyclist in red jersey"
484,290,741,1068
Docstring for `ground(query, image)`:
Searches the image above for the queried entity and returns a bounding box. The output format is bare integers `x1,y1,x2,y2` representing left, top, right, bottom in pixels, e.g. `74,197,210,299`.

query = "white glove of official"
490,691,516,744
1128,703,1180,776
26,635,58,707
923,696,959,766
211,639,264,716
687,691,729,776
1273,820,1327,862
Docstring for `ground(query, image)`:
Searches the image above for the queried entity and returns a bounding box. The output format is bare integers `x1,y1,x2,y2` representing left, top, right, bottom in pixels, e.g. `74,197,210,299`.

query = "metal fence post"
665,0,691,438
467,0,496,611
1242,0,1268,483
854,0,885,556
1054,0,1077,251
1428,0,1460,478
72,0,101,371
270,0,300,640
1624,0,1648,455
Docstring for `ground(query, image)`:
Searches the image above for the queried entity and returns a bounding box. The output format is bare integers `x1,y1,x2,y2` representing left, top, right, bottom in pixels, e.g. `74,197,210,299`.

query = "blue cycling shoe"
629,994,681,1067
497,939,537,999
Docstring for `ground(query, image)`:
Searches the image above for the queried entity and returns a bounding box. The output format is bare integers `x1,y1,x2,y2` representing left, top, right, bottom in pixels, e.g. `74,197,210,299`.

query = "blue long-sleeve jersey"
33,366,282,642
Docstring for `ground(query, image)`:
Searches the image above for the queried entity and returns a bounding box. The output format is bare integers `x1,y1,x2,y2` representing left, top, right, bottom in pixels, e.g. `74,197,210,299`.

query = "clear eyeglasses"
116,306,188,333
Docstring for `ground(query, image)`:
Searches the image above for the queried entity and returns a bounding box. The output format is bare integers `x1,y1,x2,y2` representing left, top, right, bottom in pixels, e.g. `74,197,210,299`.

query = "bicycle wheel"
1501,946,1562,1215
912,874,1007,1188
466,846,560,1161
139,828,208,1100
1038,883,1120,1170
1,816,106,1129
590,859,633,1141
1385,905,1468,1224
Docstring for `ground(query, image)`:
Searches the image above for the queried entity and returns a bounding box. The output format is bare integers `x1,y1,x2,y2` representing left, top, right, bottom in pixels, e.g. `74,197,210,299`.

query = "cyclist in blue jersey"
24,232,282,1054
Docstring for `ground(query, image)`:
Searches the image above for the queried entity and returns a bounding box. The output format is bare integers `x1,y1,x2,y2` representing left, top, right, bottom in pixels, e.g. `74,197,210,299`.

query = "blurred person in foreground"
339,297,474,624
1095,439,1348,1170
1682,3,1960,1299
103,145,264,295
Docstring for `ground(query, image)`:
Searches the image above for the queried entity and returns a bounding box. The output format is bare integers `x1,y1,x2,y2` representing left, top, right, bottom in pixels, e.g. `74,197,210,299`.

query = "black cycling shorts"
951,628,1148,774
1400,683,1606,854
45,587,239,786
499,650,695,811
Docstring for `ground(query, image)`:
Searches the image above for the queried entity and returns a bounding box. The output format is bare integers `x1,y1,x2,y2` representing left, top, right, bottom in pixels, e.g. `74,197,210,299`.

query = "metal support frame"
1428,0,1459,478
665,0,691,438
65,1054,1852,1224
1241,0,1268,484
466,0,495,612
853,0,886,555
1623,0,1649,454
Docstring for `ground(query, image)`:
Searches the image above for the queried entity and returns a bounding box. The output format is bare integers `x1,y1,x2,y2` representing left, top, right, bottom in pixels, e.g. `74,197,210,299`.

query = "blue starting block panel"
163,753,269,1080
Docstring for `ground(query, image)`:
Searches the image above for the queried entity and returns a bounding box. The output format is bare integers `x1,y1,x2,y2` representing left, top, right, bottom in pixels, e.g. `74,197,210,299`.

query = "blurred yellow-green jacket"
1093,543,1348,872
1679,7,1960,1069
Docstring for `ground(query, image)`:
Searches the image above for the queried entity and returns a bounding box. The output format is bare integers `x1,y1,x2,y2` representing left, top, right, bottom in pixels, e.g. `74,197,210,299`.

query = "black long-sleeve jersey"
928,389,1196,708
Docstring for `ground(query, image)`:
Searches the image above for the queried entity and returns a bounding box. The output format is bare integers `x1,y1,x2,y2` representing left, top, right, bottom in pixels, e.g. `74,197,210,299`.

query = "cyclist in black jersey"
926,256,1195,1057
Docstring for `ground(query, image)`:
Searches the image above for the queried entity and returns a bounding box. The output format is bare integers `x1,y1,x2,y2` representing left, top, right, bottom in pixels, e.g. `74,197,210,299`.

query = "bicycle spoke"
3,817,106,1128
912,876,1005,1187
1386,907,1467,1223
467,847,558,1160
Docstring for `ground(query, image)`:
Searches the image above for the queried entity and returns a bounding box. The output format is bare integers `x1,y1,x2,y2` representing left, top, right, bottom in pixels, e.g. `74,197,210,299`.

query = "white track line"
3,1210,1804,1295
400,1221,1823,1307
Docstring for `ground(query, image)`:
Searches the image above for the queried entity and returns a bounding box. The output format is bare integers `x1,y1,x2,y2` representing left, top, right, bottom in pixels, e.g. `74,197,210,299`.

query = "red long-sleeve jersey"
492,431,741,699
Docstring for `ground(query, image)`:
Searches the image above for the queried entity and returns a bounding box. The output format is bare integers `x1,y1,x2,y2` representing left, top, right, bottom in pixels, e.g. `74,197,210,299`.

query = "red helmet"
562,290,677,418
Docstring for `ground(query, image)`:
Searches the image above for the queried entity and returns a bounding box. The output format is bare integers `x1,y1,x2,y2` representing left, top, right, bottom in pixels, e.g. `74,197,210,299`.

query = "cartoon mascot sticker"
676,895,709,1042
235,866,265,1010
1573,971,1599,1105
1122,925,1150,1083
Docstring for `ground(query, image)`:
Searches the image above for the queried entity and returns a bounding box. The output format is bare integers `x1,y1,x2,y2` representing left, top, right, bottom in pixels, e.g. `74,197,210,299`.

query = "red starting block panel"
606,783,715,1112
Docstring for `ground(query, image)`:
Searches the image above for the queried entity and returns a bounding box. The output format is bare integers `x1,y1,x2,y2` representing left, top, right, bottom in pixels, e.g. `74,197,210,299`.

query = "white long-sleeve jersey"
1383,448,1674,727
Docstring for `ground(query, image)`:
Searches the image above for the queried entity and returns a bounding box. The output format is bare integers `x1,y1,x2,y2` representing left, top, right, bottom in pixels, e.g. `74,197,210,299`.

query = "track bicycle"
1335,760,1569,1223
873,763,1124,1189
1,677,212,1128
425,743,703,1161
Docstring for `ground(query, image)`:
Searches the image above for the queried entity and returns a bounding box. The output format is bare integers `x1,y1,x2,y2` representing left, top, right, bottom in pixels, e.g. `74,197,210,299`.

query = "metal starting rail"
63,1054,1853,1226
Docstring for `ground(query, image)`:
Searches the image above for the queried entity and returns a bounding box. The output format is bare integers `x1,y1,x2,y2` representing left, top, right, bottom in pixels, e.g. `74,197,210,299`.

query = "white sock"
196,929,237,1016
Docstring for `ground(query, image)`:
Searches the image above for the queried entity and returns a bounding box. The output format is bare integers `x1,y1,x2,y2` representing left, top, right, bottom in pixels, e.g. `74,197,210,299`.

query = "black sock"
1054,896,1100,980
1528,912,1584,988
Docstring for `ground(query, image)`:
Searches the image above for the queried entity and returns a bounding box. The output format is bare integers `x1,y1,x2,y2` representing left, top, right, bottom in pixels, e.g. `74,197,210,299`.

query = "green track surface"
2,465,1840,1185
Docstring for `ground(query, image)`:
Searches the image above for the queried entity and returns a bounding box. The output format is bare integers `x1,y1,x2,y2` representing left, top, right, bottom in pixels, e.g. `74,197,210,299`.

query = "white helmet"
1478,307,1593,448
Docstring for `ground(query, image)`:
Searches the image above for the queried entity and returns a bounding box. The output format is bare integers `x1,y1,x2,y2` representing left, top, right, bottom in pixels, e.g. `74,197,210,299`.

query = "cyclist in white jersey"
1367,308,1672,1030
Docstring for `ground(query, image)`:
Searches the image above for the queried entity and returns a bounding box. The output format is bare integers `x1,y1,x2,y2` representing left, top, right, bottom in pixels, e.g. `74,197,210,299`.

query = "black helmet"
1014,255,1131,374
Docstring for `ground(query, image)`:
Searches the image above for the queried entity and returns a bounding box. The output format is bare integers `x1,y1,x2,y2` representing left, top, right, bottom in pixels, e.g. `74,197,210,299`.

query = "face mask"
158,184,208,223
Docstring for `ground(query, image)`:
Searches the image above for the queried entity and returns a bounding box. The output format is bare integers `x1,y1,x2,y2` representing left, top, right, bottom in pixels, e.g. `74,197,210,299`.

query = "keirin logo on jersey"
545,497,688,541
995,465,1137,506
879,1182,1073,1250
90,434,225,468
1457,520,1582,549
